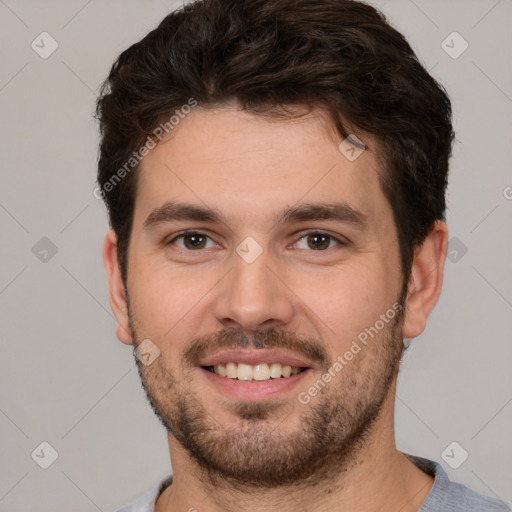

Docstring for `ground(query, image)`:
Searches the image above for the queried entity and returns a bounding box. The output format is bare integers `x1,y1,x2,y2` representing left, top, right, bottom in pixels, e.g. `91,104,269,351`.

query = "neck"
156,383,433,512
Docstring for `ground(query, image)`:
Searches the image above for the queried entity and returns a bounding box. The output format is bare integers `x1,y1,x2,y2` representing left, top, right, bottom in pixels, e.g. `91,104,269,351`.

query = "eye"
168,232,217,250
294,232,345,251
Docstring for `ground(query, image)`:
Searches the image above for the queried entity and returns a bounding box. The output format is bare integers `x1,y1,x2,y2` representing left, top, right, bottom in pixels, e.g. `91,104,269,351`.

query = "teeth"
226,362,238,379
253,363,270,381
212,362,304,381
269,363,282,378
281,365,292,377
237,363,253,381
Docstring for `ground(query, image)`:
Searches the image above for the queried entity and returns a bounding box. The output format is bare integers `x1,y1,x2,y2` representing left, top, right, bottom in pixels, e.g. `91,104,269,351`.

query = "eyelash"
166,230,348,252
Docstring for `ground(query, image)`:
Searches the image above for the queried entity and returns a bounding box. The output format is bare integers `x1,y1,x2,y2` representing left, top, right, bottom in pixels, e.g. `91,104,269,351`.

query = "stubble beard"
130,302,404,490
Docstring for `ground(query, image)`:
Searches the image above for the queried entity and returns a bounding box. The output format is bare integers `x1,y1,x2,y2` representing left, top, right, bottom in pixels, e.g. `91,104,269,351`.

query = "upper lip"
198,349,315,369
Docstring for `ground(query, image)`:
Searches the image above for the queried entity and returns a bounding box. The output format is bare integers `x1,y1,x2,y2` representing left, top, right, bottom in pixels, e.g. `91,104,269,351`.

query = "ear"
402,220,449,339
103,230,133,345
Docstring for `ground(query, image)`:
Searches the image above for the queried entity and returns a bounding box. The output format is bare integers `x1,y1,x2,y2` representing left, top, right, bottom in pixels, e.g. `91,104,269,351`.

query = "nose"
213,249,294,332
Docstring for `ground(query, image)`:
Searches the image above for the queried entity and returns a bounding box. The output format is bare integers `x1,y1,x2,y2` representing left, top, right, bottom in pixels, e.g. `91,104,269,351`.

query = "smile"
204,362,307,381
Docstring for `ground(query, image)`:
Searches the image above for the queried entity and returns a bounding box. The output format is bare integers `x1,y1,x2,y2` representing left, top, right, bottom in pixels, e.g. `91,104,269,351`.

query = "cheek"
128,258,217,339
290,260,398,348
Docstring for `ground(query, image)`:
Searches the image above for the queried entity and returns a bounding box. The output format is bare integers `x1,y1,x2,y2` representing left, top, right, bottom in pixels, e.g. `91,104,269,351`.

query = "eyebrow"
143,200,369,231
274,202,368,230
143,202,224,229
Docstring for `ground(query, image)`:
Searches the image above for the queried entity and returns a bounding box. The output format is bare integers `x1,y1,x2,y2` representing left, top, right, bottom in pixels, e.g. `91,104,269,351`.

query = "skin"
104,101,448,512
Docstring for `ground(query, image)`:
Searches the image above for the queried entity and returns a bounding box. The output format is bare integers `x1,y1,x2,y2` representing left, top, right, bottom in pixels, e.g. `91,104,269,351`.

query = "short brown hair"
96,0,454,286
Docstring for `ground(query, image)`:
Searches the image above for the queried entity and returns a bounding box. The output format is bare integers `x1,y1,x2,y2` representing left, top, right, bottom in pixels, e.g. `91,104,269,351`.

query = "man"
96,0,510,510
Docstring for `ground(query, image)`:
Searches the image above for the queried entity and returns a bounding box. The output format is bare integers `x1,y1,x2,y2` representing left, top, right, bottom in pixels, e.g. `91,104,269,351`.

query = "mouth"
200,365,312,401
197,350,315,401
202,362,309,381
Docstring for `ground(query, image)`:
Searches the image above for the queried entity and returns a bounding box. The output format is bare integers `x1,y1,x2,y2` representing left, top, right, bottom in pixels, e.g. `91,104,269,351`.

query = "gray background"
1,0,511,510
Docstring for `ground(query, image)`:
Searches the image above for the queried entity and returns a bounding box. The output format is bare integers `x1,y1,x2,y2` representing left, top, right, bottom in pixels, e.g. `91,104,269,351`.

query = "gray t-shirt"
115,455,511,511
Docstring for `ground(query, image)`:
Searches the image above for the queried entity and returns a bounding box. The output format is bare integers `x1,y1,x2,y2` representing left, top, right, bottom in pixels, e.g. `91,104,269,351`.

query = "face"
121,104,406,488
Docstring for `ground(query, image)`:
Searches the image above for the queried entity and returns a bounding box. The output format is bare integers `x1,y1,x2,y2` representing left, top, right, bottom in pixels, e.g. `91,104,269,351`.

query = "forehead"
134,105,390,231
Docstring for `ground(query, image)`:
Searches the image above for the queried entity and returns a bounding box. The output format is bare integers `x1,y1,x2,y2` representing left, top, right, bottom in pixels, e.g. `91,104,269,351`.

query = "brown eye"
307,234,331,250
169,233,215,250
183,234,207,249
294,232,345,251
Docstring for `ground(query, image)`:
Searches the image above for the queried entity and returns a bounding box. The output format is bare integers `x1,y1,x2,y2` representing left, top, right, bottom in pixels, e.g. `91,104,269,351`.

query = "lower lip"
200,367,311,401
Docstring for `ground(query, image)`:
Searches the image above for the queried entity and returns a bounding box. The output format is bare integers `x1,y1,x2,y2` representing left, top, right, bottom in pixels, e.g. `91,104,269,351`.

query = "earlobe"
103,230,133,345
402,220,449,339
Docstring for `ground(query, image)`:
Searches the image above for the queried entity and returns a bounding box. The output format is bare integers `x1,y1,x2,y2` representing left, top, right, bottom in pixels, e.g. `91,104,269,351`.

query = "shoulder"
405,454,511,512
115,476,173,512
446,480,512,511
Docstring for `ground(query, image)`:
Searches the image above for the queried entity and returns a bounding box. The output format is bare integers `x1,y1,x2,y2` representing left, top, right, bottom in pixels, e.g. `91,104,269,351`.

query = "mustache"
183,326,331,369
